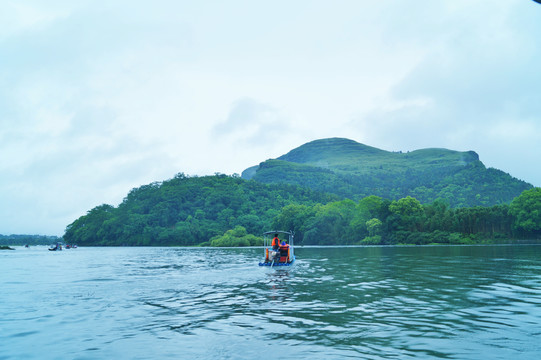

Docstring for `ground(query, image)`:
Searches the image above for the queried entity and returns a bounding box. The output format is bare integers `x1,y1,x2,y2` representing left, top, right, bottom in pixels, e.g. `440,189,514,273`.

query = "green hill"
63,174,338,246
242,138,531,207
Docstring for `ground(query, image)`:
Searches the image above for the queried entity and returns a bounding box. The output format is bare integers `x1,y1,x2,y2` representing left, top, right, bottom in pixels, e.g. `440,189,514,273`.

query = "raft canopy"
262,230,294,237
262,230,294,248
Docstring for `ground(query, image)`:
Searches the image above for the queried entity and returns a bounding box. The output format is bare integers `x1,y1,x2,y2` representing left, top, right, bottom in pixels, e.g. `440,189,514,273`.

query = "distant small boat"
259,230,295,267
48,243,62,251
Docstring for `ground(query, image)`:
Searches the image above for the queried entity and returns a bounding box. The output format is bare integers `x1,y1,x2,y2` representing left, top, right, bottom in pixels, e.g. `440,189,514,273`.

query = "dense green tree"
423,199,451,232
303,200,357,245
388,196,424,232
350,196,388,241
366,218,383,237
509,188,541,236
272,203,317,242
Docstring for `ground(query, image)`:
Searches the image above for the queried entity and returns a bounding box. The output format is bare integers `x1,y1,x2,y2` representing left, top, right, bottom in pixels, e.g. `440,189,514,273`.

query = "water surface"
1,245,540,359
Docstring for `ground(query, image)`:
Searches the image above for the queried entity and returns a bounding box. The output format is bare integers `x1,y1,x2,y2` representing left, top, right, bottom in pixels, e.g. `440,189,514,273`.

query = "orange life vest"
279,243,290,261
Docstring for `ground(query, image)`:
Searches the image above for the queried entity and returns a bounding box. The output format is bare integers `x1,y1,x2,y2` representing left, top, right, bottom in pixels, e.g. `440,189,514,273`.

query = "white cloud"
212,98,289,143
0,1,71,41
488,120,539,142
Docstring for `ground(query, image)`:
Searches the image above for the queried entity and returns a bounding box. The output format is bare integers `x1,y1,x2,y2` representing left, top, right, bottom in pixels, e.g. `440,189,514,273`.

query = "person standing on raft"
271,234,280,250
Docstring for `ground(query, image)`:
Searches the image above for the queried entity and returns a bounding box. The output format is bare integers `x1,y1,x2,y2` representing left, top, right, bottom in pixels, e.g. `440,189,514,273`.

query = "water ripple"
2,245,541,359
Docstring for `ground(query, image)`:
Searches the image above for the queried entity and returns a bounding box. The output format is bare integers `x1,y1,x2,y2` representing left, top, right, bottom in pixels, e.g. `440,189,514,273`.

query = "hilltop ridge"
242,138,530,207
278,138,386,165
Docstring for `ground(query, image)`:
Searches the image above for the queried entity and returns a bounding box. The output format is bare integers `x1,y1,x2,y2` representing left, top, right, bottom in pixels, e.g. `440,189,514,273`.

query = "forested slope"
243,138,532,206
63,174,338,246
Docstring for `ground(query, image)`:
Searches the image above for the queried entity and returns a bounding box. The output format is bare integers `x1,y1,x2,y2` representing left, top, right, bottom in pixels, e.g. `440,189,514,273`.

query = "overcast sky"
1,0,540,236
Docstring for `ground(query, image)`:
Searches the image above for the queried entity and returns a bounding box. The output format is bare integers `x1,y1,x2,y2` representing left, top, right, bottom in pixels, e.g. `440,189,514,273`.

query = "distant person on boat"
272,234,280,250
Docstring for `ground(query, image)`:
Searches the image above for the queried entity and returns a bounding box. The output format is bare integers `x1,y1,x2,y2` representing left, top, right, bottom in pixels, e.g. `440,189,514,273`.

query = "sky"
1,0,540,236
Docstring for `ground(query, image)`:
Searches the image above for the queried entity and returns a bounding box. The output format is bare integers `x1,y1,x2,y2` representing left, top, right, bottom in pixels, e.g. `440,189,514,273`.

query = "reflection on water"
1,245,541,359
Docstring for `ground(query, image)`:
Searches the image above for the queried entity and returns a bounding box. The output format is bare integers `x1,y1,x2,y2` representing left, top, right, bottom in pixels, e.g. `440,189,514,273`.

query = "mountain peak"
278,137,385,164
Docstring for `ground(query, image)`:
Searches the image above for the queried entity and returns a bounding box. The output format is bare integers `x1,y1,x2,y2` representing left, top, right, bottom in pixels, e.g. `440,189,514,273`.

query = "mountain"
242,138,532,207
62,138,537,246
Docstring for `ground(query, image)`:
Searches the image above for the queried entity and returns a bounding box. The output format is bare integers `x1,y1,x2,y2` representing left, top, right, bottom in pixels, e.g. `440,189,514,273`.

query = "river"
1,245,540,359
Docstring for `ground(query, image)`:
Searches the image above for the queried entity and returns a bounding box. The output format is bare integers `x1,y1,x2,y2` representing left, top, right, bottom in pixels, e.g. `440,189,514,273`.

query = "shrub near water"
208,226,263,247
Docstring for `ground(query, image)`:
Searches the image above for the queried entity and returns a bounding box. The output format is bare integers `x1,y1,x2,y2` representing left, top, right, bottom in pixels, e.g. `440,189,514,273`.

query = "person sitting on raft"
279,241,290,261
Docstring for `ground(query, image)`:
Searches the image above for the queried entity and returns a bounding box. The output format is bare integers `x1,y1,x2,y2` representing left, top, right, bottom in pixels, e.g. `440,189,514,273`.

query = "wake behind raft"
259,230,295,267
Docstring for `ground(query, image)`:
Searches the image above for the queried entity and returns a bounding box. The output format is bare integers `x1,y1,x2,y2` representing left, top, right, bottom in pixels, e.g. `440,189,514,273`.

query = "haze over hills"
242,138,532,207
